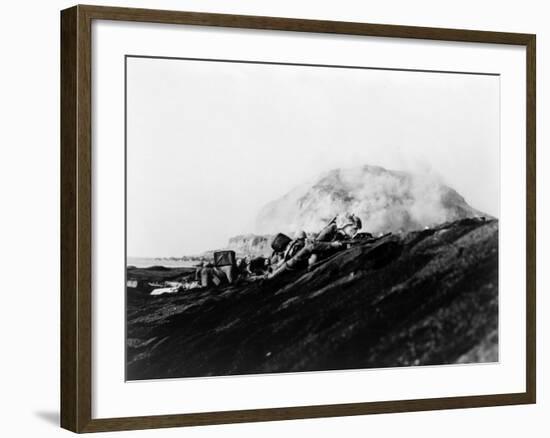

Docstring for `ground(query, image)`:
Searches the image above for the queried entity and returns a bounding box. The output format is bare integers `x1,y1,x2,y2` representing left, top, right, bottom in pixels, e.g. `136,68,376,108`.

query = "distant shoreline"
127,257,201,268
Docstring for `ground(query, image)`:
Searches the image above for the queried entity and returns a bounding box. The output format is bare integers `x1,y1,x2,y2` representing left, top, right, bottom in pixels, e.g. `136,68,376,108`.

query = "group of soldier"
194,212,364,287
267,212,363,279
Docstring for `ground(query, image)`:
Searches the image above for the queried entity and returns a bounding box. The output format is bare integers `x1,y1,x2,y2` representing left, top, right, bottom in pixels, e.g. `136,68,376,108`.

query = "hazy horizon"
127,57,499,257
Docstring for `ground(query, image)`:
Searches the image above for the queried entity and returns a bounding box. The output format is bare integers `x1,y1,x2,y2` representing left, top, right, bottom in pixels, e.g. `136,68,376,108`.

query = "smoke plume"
255,165,485,236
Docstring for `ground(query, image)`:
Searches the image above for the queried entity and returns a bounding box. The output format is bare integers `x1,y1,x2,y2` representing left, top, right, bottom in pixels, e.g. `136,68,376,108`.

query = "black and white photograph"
125,56,500,381
0,0,543,435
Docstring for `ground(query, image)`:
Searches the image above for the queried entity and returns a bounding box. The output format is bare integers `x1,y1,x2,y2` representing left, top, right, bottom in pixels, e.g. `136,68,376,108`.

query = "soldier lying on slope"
267,213,363,280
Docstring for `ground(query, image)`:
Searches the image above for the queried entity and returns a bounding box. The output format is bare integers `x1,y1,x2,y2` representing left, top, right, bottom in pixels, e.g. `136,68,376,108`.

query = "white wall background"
0,0,546,436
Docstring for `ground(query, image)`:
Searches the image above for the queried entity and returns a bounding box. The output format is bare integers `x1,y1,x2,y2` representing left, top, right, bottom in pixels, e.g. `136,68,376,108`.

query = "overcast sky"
126,57,499,257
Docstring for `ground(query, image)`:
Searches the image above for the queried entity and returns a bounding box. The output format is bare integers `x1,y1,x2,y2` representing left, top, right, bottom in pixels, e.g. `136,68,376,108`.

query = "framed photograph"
60,5,536,433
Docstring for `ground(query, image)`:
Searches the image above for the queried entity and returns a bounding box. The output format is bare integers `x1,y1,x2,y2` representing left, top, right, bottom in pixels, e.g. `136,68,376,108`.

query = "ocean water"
127,257,198,268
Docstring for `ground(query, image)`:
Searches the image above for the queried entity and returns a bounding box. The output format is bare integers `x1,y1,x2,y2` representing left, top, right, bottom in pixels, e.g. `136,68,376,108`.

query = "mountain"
255,165,486,237
126,217,498,379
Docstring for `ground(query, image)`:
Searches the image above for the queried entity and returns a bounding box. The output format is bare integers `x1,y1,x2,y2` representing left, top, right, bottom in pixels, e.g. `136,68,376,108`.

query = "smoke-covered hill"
256,165,486,237
126,217,498,379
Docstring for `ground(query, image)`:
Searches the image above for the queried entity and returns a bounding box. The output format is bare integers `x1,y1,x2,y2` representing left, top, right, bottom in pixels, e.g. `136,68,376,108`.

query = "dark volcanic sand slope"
126,218,498,380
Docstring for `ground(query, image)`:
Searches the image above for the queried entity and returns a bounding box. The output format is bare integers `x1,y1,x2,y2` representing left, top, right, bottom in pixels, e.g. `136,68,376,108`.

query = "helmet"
295,230,307,240
335,213,362,230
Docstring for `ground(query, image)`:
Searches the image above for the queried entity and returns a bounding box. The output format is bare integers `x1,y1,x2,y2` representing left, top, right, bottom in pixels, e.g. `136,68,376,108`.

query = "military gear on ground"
214,250,236,267
213,250,237,284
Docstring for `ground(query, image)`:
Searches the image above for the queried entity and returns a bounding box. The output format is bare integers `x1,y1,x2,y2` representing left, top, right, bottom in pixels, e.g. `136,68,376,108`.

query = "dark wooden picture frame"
61,4,536,433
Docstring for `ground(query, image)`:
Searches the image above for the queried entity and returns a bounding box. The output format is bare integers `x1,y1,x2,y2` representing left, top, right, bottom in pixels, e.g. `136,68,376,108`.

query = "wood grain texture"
525,35,536,404
82,393,532,433
79,4,533,44
77,4,93,432
60,4,536,433
60,5,78,432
